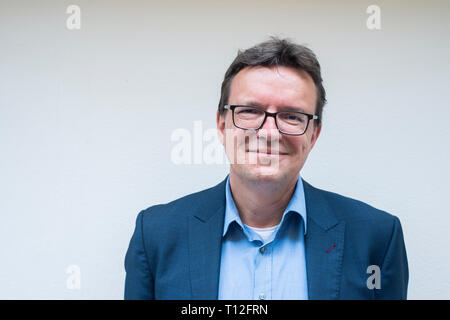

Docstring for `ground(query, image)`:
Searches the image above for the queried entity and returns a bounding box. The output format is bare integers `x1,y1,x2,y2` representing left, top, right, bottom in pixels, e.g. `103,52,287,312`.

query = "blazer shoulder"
309,182,399,224
306,183,405,258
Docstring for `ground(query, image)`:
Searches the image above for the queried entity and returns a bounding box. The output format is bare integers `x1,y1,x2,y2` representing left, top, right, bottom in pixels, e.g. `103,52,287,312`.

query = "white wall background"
1,0,449,299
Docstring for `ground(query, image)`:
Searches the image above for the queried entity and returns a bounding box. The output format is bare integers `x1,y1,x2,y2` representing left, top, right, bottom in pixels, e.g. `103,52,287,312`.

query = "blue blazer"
124,176,408,299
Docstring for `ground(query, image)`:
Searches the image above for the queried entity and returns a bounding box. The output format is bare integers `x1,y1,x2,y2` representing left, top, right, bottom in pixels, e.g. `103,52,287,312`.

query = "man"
124,37,409,299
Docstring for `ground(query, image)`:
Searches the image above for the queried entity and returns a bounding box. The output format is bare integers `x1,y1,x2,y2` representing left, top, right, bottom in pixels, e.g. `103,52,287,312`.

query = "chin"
241,163,286,181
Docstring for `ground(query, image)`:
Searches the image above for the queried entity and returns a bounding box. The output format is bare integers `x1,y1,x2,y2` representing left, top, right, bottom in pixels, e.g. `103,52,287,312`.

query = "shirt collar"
222,174,308,237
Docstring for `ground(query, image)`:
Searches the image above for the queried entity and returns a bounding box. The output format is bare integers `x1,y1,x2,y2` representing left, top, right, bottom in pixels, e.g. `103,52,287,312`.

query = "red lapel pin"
325,243,337,253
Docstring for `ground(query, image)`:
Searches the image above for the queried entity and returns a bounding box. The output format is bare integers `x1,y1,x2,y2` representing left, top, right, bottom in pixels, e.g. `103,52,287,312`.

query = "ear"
216,110,226,146
309,122,322,150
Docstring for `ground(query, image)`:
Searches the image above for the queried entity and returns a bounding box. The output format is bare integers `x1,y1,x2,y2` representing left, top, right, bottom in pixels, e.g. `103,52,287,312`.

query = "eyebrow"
239,101,309,114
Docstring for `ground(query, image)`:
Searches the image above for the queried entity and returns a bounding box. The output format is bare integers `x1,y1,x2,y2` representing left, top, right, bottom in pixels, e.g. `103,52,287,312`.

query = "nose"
260,114,278,130
258,114,279,135
257,114,281,144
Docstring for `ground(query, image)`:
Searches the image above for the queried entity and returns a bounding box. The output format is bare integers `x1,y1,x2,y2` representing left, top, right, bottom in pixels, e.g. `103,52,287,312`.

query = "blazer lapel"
188,177,227,299
303,179,346,300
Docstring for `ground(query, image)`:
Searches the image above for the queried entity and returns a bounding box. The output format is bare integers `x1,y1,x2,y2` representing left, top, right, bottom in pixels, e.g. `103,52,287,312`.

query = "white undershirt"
244,224,280,243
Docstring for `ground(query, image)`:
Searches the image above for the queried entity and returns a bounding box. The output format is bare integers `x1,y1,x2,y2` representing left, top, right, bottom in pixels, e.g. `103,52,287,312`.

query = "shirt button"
259,293,265,300
259,246,266,254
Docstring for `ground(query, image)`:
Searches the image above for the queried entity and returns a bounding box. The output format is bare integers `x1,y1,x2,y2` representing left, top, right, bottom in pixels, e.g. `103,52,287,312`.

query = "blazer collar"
302,179,339,232
191,175,228,222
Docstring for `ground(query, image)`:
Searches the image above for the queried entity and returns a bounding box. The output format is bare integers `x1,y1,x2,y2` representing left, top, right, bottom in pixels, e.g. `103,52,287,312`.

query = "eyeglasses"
223,105,318,136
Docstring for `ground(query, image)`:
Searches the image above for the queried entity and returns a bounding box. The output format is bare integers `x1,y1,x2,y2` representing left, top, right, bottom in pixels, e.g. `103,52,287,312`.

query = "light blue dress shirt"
218,175,309,300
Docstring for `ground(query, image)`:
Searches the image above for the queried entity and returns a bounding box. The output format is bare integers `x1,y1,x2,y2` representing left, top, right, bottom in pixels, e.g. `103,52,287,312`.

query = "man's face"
217,65,321,184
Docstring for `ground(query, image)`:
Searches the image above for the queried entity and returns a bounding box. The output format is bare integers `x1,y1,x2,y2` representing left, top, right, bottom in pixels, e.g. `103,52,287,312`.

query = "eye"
279,112,305,123
238,108,259,114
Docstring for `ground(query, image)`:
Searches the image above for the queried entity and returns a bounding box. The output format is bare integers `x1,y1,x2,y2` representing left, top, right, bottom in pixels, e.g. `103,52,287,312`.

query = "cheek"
287,137,308,155
226,118,237,132
220,118,236,142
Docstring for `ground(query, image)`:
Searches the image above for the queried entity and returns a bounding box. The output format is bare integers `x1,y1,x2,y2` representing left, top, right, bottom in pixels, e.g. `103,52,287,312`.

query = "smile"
247,150,288,156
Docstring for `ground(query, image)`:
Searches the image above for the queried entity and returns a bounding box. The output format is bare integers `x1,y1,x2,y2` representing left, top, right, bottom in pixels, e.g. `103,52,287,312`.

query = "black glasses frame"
223,105,319,136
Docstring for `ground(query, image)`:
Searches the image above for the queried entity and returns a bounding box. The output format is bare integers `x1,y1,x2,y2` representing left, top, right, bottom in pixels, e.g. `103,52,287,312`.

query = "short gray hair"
218,37,326,126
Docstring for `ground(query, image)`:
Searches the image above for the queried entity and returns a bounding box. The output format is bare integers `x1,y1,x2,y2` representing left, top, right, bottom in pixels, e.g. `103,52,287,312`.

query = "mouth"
247,149,289,156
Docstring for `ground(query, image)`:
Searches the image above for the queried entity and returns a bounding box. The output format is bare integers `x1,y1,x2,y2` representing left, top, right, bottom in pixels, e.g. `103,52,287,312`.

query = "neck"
229,170,299,228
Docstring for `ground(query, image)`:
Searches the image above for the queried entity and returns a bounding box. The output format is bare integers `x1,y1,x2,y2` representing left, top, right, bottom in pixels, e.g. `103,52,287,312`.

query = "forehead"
229,66,317,113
